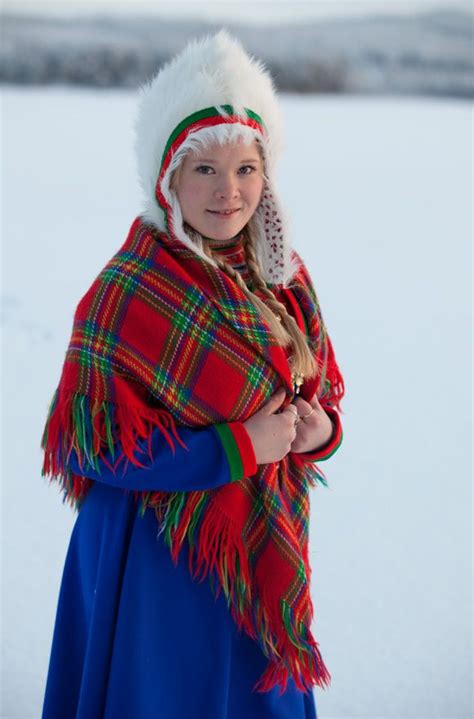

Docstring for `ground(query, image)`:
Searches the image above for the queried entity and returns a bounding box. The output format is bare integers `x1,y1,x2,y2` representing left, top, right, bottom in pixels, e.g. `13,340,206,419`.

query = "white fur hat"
133,29,300,287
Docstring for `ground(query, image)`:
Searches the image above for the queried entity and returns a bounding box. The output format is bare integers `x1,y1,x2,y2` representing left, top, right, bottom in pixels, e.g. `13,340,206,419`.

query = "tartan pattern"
41,215,345,695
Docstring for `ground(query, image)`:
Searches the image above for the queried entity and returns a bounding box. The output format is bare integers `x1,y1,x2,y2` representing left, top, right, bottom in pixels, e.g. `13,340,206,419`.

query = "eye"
238,165,257,175
195,165,214,174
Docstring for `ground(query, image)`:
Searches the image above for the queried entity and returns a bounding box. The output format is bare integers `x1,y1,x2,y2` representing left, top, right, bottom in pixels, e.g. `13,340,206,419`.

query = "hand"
242,388,300,464
289,393,333,454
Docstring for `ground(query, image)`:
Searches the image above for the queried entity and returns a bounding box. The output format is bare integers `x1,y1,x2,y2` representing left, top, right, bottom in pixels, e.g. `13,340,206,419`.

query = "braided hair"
186,221,320,383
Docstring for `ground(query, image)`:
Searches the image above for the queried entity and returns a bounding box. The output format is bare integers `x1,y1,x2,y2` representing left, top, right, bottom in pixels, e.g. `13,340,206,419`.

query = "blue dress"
41,237,344,718
41,423,319,719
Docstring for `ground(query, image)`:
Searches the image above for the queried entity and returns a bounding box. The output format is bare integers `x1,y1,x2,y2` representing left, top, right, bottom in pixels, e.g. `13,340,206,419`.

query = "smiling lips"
207,208,241,217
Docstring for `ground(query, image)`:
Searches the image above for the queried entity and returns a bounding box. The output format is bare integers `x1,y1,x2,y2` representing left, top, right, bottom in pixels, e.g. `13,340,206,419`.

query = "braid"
242,227,319,380
196,225,319,382
198,229,292,347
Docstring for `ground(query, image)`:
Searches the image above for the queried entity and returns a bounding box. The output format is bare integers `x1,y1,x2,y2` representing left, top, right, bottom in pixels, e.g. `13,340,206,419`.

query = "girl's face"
173,138,265,241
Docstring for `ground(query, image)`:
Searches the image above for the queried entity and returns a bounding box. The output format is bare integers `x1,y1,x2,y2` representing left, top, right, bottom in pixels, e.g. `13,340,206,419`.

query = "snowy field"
1,87,472,718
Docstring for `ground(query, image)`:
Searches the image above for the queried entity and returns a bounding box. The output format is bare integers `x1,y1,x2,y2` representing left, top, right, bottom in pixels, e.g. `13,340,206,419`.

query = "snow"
1,86,472,718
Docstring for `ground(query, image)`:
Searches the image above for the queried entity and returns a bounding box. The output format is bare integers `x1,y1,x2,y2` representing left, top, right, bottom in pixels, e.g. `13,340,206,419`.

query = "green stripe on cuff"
300,409,343,462
314,428,343,462
213,423,244,482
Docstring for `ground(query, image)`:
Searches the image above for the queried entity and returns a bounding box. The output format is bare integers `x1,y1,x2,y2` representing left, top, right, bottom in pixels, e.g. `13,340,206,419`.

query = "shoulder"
287,247,315,293
283,248,325,327
74,217,163,319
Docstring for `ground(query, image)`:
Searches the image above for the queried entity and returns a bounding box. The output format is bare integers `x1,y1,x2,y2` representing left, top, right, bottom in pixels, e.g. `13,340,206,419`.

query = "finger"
309,392,323,409
293,396,312,413
283,405,299,428
284,403,298,416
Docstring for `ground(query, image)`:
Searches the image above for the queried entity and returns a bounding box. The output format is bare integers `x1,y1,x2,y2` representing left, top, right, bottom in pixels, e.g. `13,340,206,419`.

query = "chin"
199,224,246,241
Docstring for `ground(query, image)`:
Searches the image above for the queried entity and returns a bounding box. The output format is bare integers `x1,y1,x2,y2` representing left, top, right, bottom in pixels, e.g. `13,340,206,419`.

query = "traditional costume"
41,30,345,719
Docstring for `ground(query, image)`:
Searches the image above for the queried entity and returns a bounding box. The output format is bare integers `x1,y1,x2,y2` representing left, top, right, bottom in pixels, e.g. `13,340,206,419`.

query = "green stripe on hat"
160,105,266,171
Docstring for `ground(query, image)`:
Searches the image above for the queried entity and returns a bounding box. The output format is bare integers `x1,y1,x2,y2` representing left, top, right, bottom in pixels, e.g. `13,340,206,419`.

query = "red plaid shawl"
41,216,345,694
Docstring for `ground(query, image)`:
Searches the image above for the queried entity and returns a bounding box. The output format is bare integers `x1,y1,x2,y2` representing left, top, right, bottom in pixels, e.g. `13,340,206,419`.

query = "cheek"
179,178,209,207
248,177,264,206
176,182,196,210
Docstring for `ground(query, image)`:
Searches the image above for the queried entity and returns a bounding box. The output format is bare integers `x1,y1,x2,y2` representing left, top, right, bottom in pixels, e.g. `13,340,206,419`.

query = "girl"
41,30,345,719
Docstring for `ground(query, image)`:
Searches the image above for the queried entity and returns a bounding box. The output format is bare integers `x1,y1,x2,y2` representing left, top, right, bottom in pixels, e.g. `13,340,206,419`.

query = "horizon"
2,0,471,25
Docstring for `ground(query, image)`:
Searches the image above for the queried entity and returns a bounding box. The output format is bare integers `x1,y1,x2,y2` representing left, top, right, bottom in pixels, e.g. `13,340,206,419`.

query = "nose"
214,173,240,200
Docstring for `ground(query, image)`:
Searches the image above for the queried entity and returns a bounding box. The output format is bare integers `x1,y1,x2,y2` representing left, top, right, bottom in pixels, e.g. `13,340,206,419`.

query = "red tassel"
152,495,257,639
253,641,331,695
146,487,331,695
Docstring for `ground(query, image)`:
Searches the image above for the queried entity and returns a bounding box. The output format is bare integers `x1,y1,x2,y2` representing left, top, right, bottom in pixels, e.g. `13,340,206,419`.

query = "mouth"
207,208,241,217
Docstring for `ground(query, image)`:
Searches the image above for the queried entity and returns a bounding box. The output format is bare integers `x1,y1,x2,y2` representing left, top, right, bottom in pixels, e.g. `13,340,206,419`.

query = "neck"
203,231,243,245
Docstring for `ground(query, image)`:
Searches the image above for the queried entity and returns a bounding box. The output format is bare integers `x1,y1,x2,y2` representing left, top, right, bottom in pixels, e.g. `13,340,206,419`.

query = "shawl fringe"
138,487,331,694
40,386,332,692
41,388,188,508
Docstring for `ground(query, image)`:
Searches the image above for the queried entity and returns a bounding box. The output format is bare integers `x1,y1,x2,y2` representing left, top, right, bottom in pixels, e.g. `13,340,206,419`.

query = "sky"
2,0,470,23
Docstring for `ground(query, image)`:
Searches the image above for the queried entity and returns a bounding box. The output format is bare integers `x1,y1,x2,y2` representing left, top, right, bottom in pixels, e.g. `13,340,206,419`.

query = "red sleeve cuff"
228,422,258,477
291,406,343,464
